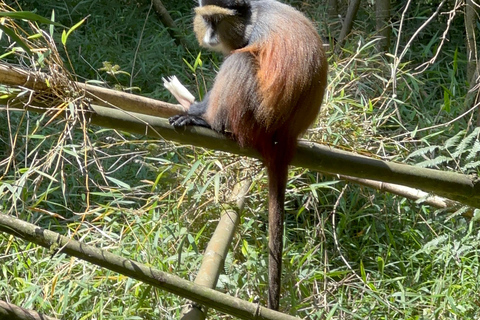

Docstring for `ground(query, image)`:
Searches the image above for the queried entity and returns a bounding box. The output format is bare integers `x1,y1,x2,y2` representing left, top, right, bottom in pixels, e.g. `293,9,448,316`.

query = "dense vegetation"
1,0,479,319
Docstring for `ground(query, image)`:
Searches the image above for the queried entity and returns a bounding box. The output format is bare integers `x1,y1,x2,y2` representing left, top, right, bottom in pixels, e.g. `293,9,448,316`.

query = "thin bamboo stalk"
181,209,241,320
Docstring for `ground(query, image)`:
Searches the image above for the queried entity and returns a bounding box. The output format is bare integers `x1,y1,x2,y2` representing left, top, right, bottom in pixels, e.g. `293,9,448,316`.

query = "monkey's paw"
169,115,210,128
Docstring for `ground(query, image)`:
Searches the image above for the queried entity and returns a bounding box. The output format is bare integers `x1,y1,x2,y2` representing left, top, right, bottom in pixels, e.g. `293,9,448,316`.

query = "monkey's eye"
204,15,222,25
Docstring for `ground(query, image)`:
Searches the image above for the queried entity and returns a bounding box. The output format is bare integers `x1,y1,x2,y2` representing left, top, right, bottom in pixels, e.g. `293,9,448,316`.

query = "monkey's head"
194,0,252,55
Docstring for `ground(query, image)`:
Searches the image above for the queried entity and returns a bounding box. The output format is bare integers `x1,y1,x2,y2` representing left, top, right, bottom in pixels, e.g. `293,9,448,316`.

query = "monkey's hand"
169,114,211,128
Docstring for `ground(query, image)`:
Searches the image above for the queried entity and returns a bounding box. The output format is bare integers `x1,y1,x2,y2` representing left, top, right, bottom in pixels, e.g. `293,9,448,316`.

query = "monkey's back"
204,0,328,162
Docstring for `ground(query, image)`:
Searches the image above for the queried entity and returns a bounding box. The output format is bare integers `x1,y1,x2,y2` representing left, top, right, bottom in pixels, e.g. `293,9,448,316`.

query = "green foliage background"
1,0,479,319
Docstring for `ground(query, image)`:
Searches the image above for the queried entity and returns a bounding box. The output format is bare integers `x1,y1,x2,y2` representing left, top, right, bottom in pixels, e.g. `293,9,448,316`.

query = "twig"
392,100,480,139
130,1,154,91
415,0,462,73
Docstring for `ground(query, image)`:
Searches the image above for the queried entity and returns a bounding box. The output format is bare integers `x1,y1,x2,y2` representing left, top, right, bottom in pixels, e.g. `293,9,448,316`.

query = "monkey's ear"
195,5,236,17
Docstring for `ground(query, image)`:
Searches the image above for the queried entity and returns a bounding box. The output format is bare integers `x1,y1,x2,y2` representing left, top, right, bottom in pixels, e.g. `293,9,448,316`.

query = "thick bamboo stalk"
86,105,480,208
0,300,59,320
196,213,240,285
0,63,186,118
1,62,479,208
0,213,299,320
375,0,391,51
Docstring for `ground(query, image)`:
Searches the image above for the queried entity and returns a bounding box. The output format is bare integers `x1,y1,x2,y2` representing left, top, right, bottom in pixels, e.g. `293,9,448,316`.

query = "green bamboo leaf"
61,16,88,45
49,10,55,36
360,260,367,282
106,176,131,190
193,51,202,70
443,87,451,112
214,172,220,203
61,29,67,45
0,24,31,55
0,11,63,26
182,160,202,185
182,58,195,73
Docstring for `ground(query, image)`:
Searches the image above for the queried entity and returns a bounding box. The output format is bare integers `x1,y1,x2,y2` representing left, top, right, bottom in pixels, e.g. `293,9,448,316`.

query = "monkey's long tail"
265,154,289,311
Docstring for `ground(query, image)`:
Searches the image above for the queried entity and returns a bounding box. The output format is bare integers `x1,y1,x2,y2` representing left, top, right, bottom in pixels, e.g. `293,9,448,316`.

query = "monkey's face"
193,3,251,55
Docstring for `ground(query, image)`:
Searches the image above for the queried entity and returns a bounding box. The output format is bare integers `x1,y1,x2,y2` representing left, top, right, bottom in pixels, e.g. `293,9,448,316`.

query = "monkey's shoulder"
250,0,320,37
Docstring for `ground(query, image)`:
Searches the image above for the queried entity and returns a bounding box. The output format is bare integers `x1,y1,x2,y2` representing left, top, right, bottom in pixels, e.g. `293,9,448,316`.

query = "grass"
1,0,480,319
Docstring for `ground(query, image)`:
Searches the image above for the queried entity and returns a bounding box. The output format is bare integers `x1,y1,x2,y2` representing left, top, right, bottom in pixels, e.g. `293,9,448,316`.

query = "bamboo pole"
181,209,241,320
3,98,478,208
1,62,479,208
337,174,474,217
0,63,186,118
0,300,59,320
181,181,250,319
0,213,299,320
84,105,480,208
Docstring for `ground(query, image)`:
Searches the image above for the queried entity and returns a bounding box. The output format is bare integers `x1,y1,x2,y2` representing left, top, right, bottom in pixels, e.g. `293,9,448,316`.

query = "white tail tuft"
162,76,195,109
